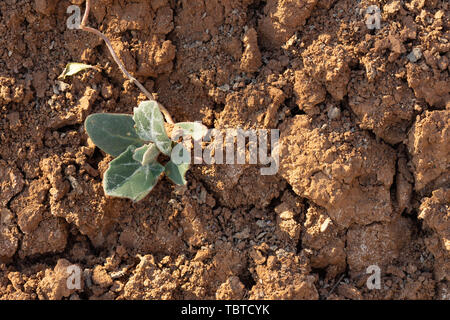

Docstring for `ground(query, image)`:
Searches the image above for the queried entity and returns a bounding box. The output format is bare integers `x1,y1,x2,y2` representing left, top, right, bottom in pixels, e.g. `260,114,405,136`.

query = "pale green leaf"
132,145,148,164
165,161,190,186
133,100,172,156
174,122,208,141
85,113,145,157
165,143,190,185
103,146,164,201
133,143,160,166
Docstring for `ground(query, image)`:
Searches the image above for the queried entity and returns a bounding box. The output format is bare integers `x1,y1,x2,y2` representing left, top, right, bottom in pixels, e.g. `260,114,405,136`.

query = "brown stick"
79,0,174,124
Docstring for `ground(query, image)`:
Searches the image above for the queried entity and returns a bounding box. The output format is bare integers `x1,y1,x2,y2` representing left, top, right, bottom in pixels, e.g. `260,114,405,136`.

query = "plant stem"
79,0,174,124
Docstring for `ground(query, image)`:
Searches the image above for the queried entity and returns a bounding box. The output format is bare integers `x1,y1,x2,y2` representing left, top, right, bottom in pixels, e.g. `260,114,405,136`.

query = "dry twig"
78,0,174,124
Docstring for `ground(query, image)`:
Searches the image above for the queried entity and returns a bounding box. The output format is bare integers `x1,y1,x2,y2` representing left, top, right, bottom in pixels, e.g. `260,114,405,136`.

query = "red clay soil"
0,0,449,300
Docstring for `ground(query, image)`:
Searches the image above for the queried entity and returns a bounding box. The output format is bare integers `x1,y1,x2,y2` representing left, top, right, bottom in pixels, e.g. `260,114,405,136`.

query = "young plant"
85,100,206,201
59,1,208,201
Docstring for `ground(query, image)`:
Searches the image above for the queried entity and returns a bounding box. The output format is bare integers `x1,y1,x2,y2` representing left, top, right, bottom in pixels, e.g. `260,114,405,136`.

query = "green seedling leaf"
104,146,164,201
165,143,190,185
142,144,161,165
58,62,96,79
85,113,145,157
132,143,160,166
174,122,208,141
132,145,148,163
133,100,172,156
165,161,190,186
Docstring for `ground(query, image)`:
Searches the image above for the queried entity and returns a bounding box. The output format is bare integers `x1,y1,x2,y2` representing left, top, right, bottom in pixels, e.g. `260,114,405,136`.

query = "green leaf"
132,143,160,166
85,113,145,157
58,62,96,79
103,146,164,201
165,161,190,186
174,122,208,140
133,100,172,156
165,143,190,185
132,145,148,163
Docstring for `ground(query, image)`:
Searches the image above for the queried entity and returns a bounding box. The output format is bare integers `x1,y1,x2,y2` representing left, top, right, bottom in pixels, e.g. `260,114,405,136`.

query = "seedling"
60,0,207,201
85,101,206,201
